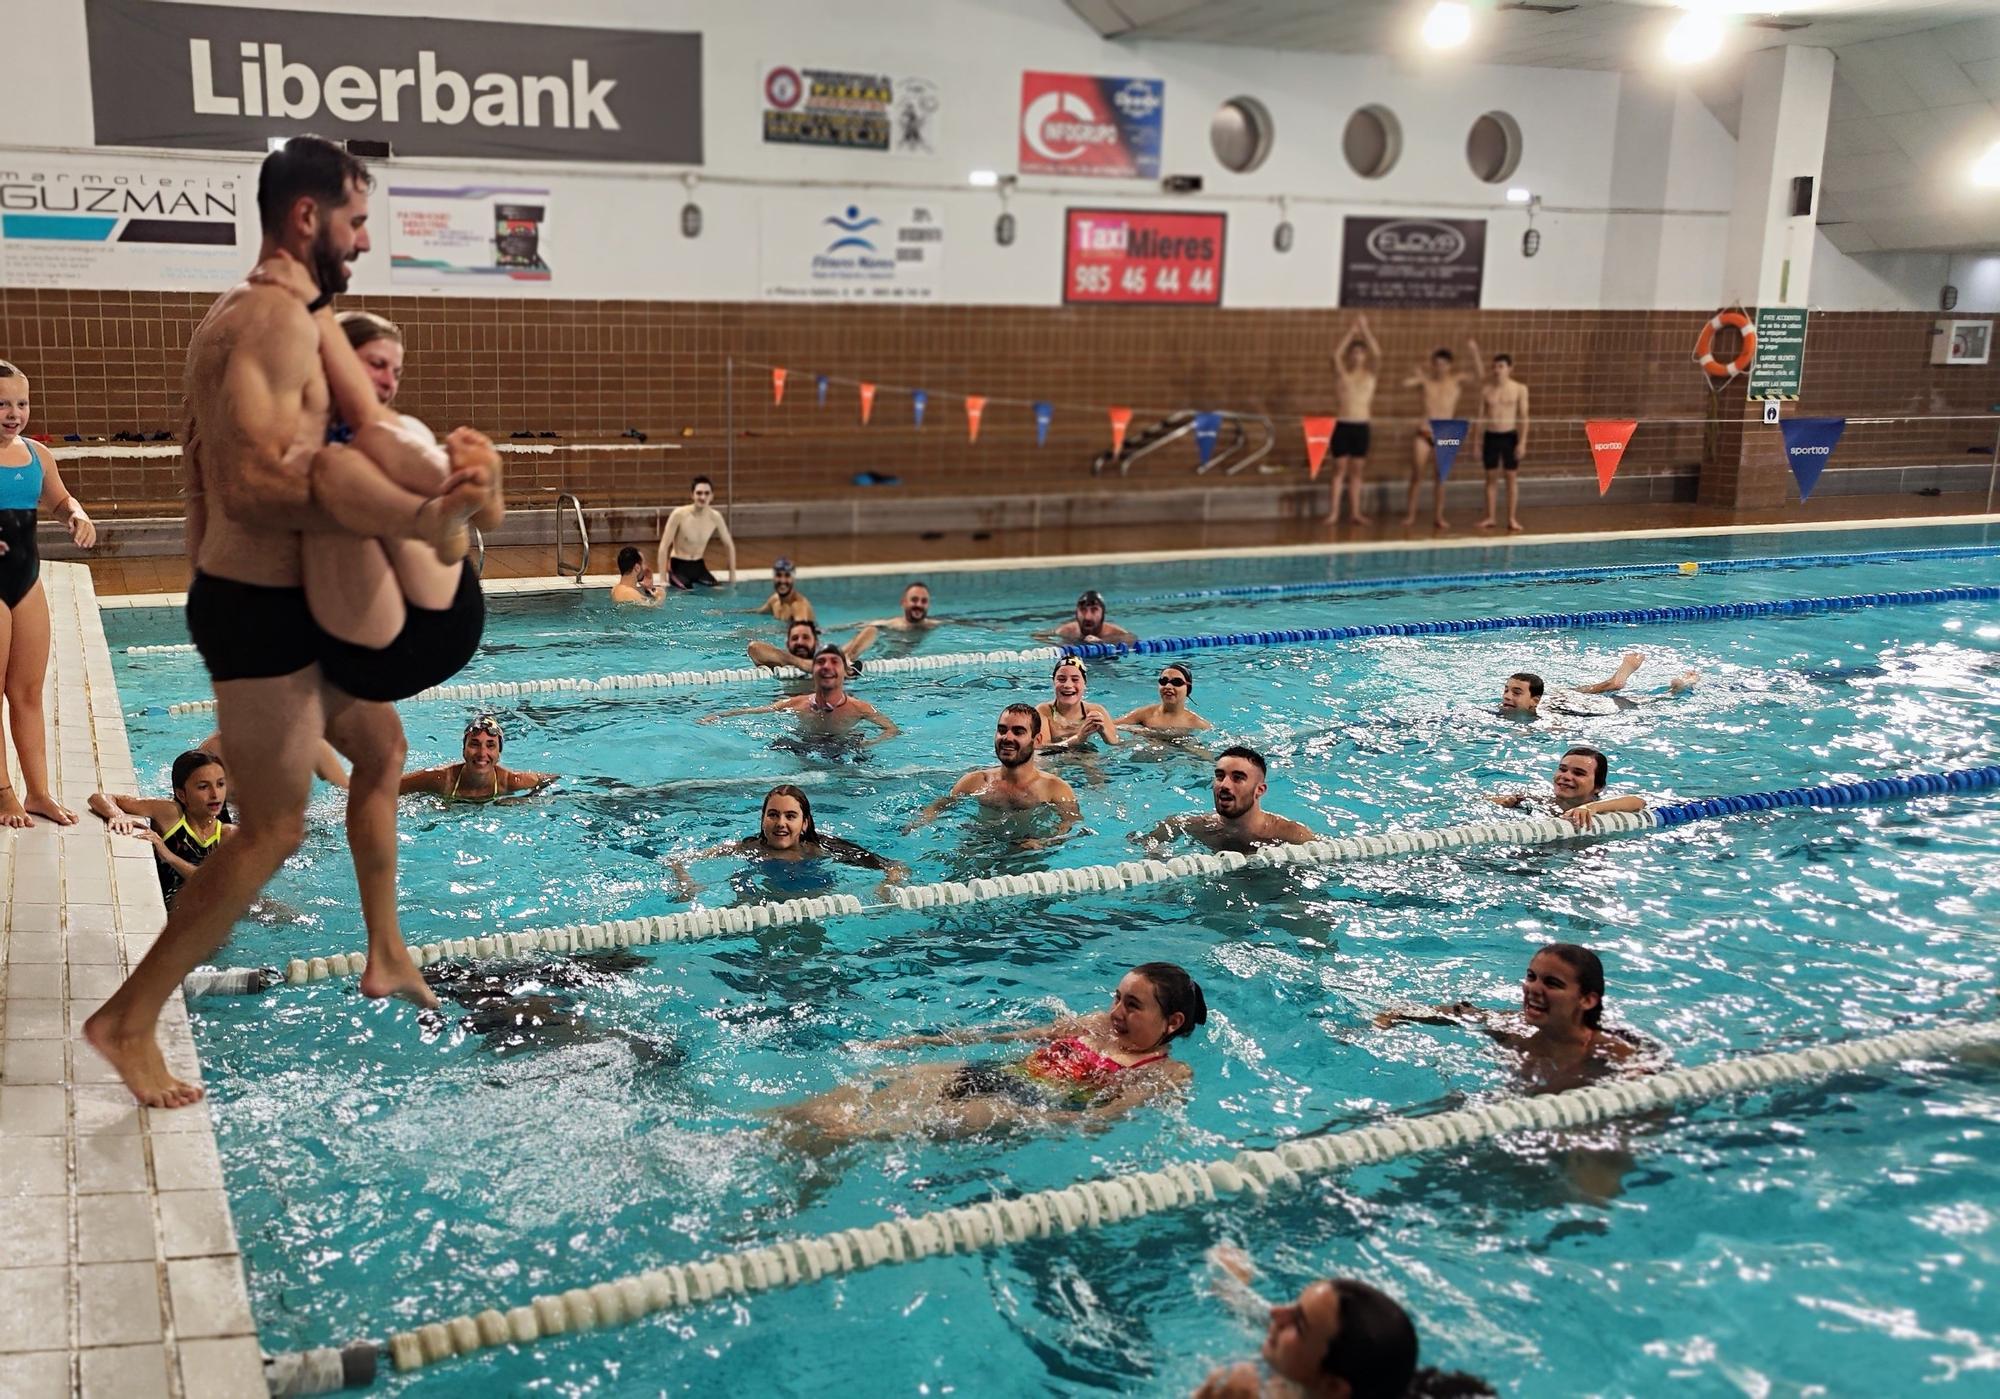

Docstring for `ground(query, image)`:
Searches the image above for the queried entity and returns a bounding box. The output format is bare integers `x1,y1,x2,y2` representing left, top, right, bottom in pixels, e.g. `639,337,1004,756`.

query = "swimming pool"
103,523,2000,1394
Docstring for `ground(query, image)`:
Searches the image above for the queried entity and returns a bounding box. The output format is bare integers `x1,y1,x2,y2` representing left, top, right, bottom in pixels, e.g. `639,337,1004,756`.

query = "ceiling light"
1664,10,1725,65
1422,2,1472,50
969,169,999,188
1973,141,2000,188
1505,187,1532,203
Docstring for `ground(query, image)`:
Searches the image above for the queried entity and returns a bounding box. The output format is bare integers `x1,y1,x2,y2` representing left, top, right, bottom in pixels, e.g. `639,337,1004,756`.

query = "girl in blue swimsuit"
0,360,97,826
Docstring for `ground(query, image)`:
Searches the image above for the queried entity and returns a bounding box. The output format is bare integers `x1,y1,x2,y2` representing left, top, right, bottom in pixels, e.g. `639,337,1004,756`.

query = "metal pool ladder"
556,492,589,582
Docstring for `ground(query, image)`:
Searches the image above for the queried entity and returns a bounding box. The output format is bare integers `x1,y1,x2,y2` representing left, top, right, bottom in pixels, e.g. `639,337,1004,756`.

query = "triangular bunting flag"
1779,416,1846,501
912,390,927,428
1033,402,1053,447
1108,406,1133,458
965,395,987,443
1583,420,1638,496
1192,411,1223,466
815,374,829,408
771,367,787,406
1302,416,1335,480
1430,419,1469,482
858,382,876,424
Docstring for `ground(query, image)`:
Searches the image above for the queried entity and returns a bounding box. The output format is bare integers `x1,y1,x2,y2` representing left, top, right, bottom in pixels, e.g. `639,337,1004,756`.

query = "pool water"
102,525,2000,1395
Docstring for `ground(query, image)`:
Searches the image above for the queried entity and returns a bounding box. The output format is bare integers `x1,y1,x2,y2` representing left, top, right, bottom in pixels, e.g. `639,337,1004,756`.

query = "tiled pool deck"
0,564,263,1398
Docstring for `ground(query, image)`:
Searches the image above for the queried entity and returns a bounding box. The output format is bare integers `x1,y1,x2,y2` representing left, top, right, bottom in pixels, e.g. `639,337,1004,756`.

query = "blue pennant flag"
1192,411,1223,466
1779,416,1846,501
815,374,829,408
1430,419,1469,481
912,390,927,428
1033,401,1053,447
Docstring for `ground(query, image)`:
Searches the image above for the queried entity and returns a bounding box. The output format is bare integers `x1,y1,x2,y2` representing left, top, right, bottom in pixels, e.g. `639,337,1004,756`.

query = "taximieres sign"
84,0,703,164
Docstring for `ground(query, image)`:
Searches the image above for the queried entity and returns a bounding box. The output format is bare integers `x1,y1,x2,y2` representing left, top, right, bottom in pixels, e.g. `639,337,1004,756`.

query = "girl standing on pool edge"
0,359,97,826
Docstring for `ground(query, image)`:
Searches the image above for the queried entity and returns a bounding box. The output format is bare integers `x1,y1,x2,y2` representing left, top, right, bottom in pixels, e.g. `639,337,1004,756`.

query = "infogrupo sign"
84,0,703,164
1339,216,1486,309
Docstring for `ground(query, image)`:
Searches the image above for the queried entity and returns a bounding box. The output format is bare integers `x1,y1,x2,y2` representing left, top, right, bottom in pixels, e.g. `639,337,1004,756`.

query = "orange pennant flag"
964,395,987,444
1584,420,1638,495
1108,406,1133,457
771,367,787,406
1302,416,1336,479
859,382,876,424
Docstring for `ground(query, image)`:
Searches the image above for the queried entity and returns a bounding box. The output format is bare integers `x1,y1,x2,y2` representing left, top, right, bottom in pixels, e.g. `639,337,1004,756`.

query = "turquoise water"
103,525,2000,1395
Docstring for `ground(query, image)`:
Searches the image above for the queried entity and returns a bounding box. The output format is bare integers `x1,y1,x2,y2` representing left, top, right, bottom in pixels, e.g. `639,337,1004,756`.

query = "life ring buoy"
1695,309,1756,380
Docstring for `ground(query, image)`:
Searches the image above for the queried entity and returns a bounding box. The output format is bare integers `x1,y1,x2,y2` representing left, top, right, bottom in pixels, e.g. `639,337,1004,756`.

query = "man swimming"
748,557,814,624
906,703,1080,847
746,617,875,675
658,474,737,588
703,645,899,744
609,546,662,606
1046,589,1138,645
1113,661,1211,732
400,715,557,803
1140,745,1316,852
1476,351,1530,533
1491,745,1646,829
1500,652,1699,720
1402,339,1483,530
865,580,943,632
1326,315,1381,525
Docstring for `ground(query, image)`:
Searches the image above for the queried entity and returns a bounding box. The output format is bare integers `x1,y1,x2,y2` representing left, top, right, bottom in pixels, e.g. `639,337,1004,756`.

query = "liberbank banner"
83,0,703,164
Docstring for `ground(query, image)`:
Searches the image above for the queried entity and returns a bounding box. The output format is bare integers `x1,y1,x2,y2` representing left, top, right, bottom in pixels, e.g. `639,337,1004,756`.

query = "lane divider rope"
154,585,2000,717
180,766,2000,998
368,1016,2000,1376
125,643,198,656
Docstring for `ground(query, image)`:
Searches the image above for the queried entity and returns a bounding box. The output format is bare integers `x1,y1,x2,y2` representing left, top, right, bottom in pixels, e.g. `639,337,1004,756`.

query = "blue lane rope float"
1057,585,2000,662
1139,543,2000,604
182,765,2000,998
153,584,2000,717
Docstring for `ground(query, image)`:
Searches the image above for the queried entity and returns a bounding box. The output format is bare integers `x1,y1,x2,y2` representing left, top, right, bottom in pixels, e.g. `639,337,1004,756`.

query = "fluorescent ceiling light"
1422,2,1472,51
1973,141,2000,188
969,169,1000,188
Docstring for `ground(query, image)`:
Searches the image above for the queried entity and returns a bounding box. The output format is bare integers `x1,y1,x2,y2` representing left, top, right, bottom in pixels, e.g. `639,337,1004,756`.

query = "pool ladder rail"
555,492,589,583
1092,409,1275,477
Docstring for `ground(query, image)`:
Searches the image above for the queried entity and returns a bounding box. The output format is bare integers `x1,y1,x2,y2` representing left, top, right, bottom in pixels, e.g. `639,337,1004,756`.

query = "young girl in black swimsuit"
89,751,235,909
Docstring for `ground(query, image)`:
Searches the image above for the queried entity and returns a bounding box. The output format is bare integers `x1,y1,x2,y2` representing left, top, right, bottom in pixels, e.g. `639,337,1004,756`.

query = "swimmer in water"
89,750,235,911
905,703,1080,847
1501,652,1698,720
703,645,899,744
776,962,1204,1145
671,783,906,899
1198,1248,1495,1399
609,546,663,606
1113,661,1212,732
1042,589,1139,646
747,557,814,624
1140,745,1317,852
1038,657,1121,749
862,580,944,633
399,716,557,803
746,617,875,675
1374,943,1655,1095
1490,745,1645,829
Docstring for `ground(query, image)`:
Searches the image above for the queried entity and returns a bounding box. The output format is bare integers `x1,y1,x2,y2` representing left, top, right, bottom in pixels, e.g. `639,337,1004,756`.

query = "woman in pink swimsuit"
777,962,1206,1144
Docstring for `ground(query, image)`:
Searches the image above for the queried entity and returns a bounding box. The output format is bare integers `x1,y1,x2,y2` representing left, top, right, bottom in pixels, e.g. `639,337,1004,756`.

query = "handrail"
468,526,485,579
1193,416,1248,476
1097,410,1196,477
1224,414,1277,477
555,493,589,583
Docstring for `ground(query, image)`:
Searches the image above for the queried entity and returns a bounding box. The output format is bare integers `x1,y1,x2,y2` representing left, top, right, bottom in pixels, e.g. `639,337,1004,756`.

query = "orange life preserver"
1694,309,1756,380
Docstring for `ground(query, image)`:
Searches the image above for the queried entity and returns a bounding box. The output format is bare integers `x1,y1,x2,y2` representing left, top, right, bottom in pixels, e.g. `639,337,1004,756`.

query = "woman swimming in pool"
1038,656,1121,749
399,716,557,804
1374,943,1652,1094
777,962,1205,1144
672,783,907,898
88,751,234,910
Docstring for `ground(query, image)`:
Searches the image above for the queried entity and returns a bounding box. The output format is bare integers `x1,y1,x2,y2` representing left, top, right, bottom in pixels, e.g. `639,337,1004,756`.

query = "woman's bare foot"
448,427,506,532
83,1010,205,1108
24,791,77,825
360,949,441,1009
0,787,30,829
1476,515,1497,531
415,472,488,565
1508,517,1526,533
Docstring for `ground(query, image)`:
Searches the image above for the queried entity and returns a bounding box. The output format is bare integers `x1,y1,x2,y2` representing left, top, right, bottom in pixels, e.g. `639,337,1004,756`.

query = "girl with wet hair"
672,783,906,899
89,751,235,909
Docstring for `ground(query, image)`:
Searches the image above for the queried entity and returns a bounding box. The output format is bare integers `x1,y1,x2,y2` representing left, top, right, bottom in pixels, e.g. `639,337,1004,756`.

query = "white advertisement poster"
760,64,939,156
760,193,943,301
389,184,552,287
0,155,247,290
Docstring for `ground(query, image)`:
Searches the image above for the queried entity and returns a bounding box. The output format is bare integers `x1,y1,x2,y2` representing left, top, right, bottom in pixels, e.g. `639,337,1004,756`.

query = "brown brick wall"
3,291,1995,517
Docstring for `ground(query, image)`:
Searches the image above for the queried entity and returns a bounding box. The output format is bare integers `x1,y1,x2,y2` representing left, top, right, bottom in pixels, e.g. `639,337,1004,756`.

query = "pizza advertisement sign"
1019,71,1163,179
1063,208,1224,307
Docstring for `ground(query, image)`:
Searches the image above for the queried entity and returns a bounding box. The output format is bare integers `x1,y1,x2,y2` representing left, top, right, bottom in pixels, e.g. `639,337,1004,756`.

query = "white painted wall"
1811,238,2000,314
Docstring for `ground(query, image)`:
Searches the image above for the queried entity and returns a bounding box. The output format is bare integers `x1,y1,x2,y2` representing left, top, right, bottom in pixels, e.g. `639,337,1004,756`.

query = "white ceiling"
1065,1,2000,253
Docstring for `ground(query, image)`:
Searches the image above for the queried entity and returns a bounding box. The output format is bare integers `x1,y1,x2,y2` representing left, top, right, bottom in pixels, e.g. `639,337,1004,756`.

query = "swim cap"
464,715,504,748
813,643,846,659
1077,589,1106,608
1053,657,1088,679
773,558,795,573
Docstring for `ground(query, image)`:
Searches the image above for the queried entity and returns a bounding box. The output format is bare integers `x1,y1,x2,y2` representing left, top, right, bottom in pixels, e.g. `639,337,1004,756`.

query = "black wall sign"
84,0,703,165
1339,216,1486,309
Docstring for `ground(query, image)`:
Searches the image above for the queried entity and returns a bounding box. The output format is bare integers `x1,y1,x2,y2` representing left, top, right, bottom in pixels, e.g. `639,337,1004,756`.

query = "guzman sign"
84,0,702,164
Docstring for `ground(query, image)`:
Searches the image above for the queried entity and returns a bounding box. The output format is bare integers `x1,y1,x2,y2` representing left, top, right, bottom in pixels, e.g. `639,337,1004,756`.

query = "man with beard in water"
1044,589,1138,646
1140,746,1316,852
746,616,875,675
864,580,944,634
906,703,1080,848
703,645,898,745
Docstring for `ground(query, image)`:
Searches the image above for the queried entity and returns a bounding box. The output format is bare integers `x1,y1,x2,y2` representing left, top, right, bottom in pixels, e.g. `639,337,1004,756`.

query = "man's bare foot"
1399,510,1419,528
1508,518,1526,533
448,427,506,532
1669,668,1700,694
1476,516,1497,530
1433,514,1450,531
1352,511,1372,525
0,787,30,829
83,1010,205,1108
24,791,77,825
360,951,441,1009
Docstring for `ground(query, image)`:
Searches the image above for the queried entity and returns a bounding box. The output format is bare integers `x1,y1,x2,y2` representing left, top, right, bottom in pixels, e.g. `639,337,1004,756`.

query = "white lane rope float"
183,765,2000,998
269,1016,1997,1383
125,643,198,656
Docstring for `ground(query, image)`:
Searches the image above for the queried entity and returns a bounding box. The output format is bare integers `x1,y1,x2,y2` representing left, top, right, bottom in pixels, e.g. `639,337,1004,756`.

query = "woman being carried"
778,962,1205,1145
89,751,234,909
